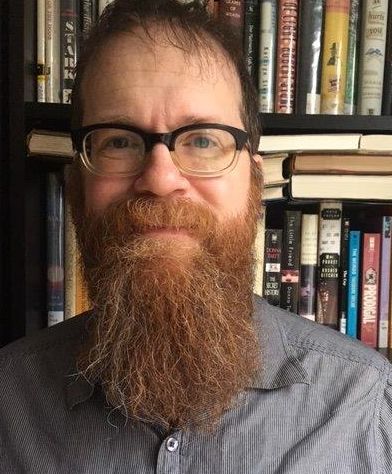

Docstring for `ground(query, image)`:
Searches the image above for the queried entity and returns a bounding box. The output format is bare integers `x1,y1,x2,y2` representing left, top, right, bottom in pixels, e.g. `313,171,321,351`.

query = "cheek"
83,173,134,213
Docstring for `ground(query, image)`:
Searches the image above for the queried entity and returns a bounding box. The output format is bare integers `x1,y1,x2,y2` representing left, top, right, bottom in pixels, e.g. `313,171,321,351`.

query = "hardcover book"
347,230,361,338
381,0,392,114
299,214,318,321
258,0,278,113
295,0,324,114
274,0,298,113
378,217,391,348
243,0,259,85
219,0,245,36
344,0,361,114
36,0,46,102
263,228,283,306
360,233,381,348
60,0,79,104
320,0,350,114
316,202,342,328
45,0,61,103
280,210,302,313
338,217,350,334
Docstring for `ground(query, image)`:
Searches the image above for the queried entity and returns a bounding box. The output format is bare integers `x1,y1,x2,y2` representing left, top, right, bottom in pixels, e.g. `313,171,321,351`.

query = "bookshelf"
2,0,392,353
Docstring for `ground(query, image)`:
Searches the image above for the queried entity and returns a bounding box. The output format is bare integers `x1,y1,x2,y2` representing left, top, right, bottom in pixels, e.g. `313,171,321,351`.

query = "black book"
263,229,283,306
382,2,392,115
280,210,302,314
295,0,324,114
338,217,350,334
60,0,79,103
243,0,260,87
81,0,94,39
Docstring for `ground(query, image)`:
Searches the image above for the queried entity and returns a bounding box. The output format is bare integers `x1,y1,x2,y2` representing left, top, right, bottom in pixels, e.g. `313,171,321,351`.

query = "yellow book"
320,0,350,114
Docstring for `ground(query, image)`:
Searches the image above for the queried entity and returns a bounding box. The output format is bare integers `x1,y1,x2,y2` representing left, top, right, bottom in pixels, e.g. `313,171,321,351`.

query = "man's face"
80,32,254,222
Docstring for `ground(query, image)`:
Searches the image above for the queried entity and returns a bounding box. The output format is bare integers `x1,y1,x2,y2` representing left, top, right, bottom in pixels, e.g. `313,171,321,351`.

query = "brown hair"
71,0,260,153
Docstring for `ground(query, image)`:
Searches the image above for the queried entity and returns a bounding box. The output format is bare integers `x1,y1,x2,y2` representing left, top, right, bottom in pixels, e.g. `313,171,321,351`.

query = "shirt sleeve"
379,368,392,473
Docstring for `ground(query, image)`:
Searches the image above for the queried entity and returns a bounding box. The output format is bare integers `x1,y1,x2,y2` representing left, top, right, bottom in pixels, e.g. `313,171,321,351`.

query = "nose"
132,143,191,197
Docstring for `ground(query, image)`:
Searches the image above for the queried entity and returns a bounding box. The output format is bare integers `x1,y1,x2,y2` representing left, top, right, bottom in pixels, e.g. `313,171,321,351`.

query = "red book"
274,0,299,113
360,233,381,348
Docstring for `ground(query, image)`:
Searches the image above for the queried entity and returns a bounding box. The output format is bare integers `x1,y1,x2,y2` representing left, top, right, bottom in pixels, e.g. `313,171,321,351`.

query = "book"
288,153,392,175
359,134,392,152
338,217,350,334
344,0,361,115
219,0,245,36
263,185,288,201
357,0,389,115
299,214,318,321
263,153,288,184
289,174,392,201
347,230,361,338
280,210,302,313
243,0,259,86
320,0,350,114
360,233,381,348
81,0,94,39
381,0,392,114
295,0,324,114
316,202,342,328
254,209,266,297
274,0,298,113
45,0,61,103
36,0,46,102
263,228,282,306
258,0,278,113
60,0,79,104
26,129,74,158
46,172,65,327
378,217,392,348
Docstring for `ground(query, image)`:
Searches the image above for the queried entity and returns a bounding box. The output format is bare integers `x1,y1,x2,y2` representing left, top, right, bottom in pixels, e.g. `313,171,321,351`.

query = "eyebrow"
90,114,225,129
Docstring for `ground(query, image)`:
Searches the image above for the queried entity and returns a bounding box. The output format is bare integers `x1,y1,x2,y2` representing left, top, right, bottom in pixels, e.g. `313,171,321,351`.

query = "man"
1,1,392,472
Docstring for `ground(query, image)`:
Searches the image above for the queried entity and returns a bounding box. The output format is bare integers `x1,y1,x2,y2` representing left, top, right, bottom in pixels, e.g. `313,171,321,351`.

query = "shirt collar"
65,297,310,409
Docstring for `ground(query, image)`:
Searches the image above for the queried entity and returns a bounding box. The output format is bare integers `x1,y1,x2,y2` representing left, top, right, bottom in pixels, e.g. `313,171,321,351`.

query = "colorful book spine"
60,0,79,104
316,202,342,328
36,0,46,102
46,172,65,327
243,0,260,86
258,0,278,112
347,230,361,338
280,210,301,313
360,233,381,348
357,0,389,115
219,0,245,37
320,0,350,114
338,217,350,334
378,217,391,348
295,0,324,114
299,214,318,321
263,228,283,306
46,0,61,103
343,0,361,115
381,0,392,114
274,0,298,113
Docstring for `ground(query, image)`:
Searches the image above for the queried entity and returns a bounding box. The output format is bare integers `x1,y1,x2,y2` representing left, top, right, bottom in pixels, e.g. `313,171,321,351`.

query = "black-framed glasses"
71,123,249,178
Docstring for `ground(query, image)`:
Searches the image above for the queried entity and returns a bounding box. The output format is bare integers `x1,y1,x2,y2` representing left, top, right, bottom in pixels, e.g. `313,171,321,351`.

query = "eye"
108,136,131,149
191,136,216,148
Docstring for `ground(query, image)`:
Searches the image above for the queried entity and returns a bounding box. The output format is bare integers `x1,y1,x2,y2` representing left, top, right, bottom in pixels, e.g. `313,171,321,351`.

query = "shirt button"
166,437,179,452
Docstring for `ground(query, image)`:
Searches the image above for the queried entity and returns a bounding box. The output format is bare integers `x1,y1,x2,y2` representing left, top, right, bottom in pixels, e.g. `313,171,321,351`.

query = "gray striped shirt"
0,297,391,473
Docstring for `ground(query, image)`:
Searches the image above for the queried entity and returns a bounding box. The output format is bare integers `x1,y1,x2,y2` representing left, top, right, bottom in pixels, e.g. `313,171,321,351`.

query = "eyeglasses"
71,123,249,178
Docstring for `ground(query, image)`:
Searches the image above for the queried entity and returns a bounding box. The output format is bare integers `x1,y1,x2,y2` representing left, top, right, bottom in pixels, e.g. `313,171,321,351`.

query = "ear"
252,153,263,170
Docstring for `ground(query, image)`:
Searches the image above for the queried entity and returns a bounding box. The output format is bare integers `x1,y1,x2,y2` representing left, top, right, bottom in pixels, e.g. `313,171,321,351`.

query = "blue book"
347,230,361,338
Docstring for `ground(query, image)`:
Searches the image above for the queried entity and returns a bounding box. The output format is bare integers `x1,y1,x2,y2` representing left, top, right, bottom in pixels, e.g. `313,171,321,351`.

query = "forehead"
80,31,243,128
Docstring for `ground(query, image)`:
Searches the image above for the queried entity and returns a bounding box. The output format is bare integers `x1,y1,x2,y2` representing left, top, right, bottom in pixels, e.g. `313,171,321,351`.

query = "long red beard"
75,190,261,431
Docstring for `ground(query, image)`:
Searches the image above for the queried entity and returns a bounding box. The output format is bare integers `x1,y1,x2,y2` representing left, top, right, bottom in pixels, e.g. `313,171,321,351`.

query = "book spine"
219,0,245,37
343,0,361,115
81,0,94,39
46,0,61,103
37,0,46,102
320,0,350,114
338,217,350,333
258,0,278,113
347,230,361,338
360,233,381,348
60,0,79,104
295,0,324,114
263,228,283,306
243,0,260,86
98,0,114,16
299,214,318,321
46,172,65,327
274,0,298,114
357,0,389,115
280,210,301,313
381,1,392,114
253,210,266,297
316,202,342,328
378,217,391,348
64,198,77,319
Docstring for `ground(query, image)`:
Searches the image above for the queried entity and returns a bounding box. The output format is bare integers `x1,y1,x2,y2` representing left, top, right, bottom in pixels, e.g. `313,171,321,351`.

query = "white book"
37,0,46,102
99,0,115,15
357,0,389,115
45,0,61,103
